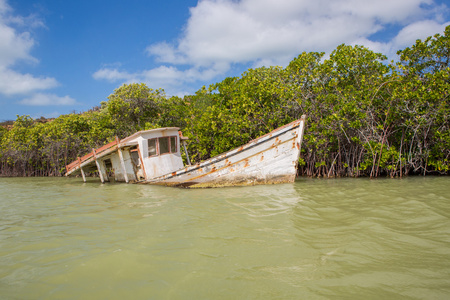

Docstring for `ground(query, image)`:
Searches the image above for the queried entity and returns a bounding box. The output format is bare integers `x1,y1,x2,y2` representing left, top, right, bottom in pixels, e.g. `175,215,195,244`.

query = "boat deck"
65,139,119,175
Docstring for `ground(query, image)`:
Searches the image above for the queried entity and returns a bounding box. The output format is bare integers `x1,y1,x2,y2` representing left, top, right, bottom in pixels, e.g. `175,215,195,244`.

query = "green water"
0,177,449,299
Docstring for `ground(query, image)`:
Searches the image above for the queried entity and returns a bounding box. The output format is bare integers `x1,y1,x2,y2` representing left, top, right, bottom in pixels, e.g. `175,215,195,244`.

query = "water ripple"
0,176,449,299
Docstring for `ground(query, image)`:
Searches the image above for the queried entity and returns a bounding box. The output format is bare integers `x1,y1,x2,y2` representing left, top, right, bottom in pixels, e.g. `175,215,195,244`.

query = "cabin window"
159,137,170,154
147,136,177,157
148,138,157,156
170,136,177,153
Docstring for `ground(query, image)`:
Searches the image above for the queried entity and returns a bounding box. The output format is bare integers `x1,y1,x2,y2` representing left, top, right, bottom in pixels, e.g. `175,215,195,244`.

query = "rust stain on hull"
170,174,296,189
243,159,249,168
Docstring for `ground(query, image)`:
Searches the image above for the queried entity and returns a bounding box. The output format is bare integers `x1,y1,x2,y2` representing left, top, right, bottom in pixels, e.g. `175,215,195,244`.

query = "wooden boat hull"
144,117,306,188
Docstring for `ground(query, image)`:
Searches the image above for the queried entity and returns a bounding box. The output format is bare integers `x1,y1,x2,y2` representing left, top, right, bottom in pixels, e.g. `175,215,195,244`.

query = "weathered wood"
94,159,105,183
117,148,129,183
80,167,86,182
93,148,109,183
182,141,191,165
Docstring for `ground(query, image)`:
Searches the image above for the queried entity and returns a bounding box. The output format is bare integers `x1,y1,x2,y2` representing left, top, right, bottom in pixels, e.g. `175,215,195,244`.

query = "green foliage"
181,66,296,161
102,83,164,137
1,26,449,177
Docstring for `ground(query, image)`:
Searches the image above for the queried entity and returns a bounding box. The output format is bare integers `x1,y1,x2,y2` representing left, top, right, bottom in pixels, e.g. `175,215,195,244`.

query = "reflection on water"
0,177,449,299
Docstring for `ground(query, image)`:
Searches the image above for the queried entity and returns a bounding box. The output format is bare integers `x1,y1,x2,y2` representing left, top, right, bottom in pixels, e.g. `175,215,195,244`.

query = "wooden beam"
137,146,147,180
95,159,105,183
117,148,129,183
93,148,109,183
182,141,191,165
80,167,86,182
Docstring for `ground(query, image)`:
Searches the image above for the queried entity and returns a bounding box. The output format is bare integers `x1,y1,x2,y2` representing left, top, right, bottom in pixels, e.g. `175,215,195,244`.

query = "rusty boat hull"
145,118,306,188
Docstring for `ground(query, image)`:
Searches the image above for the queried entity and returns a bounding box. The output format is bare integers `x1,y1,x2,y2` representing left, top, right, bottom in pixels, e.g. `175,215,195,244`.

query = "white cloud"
95,0,449,94
0,0,10,15
392,20,450,49
92,68,134,82
146,42,186,64
330,0,432,23
352,20,450,59
0,0,77,111
0,0,63,101
148,0,445,68
19,93,77,106
0,20,36,67
92,65,225,96
0,67,58,95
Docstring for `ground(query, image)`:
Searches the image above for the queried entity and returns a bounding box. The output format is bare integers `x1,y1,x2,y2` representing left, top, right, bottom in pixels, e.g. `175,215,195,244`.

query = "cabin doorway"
130,146,145,180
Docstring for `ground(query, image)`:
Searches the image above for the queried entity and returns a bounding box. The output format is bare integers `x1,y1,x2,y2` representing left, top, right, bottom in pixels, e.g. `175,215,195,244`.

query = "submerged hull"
145,118,306,188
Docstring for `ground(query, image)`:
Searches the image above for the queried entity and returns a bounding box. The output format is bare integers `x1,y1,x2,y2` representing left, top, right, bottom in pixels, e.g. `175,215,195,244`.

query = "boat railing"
65,139,118,174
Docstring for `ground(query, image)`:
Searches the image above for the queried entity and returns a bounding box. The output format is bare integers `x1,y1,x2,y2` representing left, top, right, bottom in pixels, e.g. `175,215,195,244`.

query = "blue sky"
0,0,449,121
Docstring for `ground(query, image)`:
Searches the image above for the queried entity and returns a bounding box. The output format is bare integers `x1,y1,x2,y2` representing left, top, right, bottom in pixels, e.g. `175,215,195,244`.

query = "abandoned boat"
65,116,306,188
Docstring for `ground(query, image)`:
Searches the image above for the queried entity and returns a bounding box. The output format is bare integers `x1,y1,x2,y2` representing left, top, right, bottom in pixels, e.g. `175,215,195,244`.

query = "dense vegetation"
1,27,449,177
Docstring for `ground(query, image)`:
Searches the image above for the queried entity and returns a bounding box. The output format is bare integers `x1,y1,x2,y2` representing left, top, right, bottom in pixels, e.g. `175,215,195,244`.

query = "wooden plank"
117,148,129,183
65,140,118,175
80,167,86,182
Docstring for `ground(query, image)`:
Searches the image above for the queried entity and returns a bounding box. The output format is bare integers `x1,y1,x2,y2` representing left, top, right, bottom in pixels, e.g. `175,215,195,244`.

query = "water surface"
1,177,449,299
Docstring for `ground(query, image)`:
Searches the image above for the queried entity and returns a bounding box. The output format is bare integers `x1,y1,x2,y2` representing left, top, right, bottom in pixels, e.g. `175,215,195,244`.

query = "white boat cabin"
120,127,186,181
65,127,189,183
